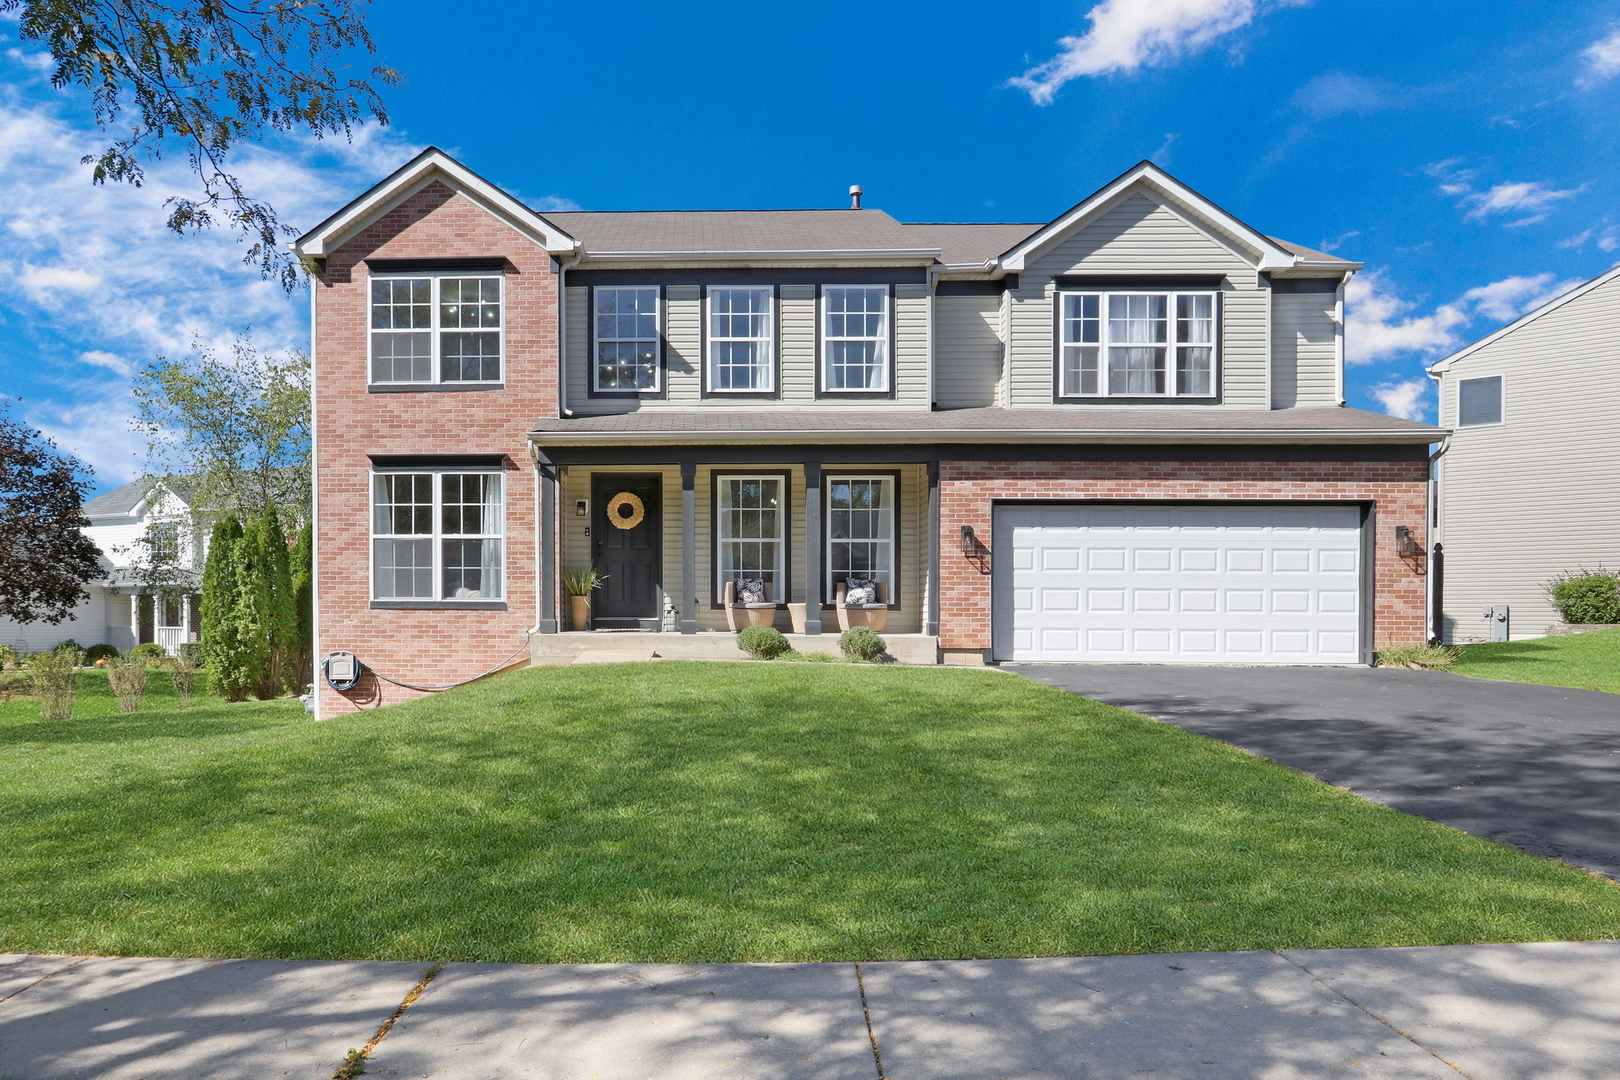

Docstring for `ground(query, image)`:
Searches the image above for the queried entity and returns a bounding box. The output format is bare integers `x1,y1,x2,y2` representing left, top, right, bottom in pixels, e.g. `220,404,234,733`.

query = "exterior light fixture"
960,525,976,556
575,499,588,517
1395,526,1423,557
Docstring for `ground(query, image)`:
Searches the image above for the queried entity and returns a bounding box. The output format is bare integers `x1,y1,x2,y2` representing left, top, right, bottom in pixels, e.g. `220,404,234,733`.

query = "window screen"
1457,376,1502,426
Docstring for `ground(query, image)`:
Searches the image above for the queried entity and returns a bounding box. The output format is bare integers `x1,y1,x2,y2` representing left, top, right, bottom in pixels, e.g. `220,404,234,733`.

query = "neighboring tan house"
0,478,201,655
294,149,1443,719
1428,265,1620,643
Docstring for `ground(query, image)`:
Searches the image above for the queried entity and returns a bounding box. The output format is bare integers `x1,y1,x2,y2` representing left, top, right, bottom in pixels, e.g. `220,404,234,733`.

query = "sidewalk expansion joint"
853,961,887,1080
1273,951,1475,1079
0,955,87,1006
333,962,443,1080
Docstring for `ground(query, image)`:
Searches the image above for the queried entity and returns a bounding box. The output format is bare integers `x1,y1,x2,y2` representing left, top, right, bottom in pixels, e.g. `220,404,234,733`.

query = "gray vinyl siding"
894,283,931,406
934,294,1002,408
1010,192,1268,408
1436,273,1620,642
665,285,703,404
779,285,816,403
564,285,590,409
1272,292,1339,408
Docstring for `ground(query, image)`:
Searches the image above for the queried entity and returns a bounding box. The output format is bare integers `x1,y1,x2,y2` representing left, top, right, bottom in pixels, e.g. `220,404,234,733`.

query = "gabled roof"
292,147,580,263
82,476,194,519
1429,264,1620,375
998,161,1361,276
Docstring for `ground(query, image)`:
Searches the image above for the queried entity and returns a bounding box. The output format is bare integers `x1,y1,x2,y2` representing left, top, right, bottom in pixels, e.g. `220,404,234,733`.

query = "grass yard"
2,663,1617,964
1452,627,1620,695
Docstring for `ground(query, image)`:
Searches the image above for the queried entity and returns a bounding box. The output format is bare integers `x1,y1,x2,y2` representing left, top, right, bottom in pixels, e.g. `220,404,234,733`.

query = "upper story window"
1457,375,1503,427
372,470,504,602
594,287,660,392
823,287,889,392
1059,291,1216,398
370,275,502,386
708,287,774,393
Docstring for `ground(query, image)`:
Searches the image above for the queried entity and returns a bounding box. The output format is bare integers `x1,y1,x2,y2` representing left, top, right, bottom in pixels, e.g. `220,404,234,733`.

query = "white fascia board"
292,148,580,260
998,161,1296,273
528,427,1445,448
1429,263,1620,374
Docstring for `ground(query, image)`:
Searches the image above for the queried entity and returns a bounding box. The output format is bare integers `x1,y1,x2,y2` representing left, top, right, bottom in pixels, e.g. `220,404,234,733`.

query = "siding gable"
1025,192,1253,278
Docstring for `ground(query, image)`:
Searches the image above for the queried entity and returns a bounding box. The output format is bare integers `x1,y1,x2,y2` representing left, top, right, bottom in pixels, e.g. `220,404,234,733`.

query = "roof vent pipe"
849,184,863,210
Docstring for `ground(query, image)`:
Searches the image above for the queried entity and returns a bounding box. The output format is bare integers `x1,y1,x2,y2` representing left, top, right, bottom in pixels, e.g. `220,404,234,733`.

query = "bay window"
1060,290,1216,398
370,274,502,386
715,476,784,603
823,286,889,391
827,476,893,601
594,287,660,391
372,471,504,601
708,287,774,392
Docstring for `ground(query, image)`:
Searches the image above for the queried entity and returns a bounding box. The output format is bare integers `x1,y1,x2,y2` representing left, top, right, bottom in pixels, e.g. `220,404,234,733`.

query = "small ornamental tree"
0,405,104,625
254,505,298,698
290,520,313,693
201,515,250,701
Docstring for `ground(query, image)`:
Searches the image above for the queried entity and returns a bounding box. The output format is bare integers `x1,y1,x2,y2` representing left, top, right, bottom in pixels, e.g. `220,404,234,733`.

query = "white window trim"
820,285,891,393
368,468,507,602
1056,289,1219,399
592,285,662,393
825,474,896,603
368,272,504,387
713,473,786,604
706,286,775,394
1455,373,1506,428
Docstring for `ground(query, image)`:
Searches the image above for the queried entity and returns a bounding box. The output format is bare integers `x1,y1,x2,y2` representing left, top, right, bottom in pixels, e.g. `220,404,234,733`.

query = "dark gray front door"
592,475,661,626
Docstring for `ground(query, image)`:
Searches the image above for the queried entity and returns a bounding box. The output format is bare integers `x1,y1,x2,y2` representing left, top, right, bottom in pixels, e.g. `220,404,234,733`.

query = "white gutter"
1335,270,1351,406
527,426,1446,448
307,271,322,720
555,250,583,418
1426,433,1452,644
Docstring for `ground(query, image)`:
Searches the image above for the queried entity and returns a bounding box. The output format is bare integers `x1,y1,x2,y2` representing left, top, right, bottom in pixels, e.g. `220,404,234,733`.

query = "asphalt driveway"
1012,665,1620,878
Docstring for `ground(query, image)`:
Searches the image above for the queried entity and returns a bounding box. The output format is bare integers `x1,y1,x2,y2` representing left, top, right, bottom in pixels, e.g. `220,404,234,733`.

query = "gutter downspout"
1334,270,1351,406
307,269,322,719
1426,432,1451,644
556,250,583,419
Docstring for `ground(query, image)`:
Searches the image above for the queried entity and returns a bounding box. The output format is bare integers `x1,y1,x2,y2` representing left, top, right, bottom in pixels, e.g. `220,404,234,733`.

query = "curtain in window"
1175,294,1213,396
824,287,887,390
717,477,782,600
441,473,503,599
828,478,893,598
1107,294,1167,395
1061,294,1101,396
710,288,772,391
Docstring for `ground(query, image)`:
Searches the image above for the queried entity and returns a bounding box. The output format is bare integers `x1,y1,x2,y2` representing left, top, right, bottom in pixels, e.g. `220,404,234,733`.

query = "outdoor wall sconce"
1395,525,1423,557
575,499,588,517
960,525,977,556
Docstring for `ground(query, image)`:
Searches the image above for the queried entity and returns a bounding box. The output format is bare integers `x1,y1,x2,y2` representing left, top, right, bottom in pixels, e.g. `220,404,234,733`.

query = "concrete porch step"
532,631,940,665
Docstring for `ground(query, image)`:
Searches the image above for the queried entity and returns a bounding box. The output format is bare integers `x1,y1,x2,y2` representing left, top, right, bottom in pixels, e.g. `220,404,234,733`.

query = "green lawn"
2,663,1617,964
1453,627,1620,695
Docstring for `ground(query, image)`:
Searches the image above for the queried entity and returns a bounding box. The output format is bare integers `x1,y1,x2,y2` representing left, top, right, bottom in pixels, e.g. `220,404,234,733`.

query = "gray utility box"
1481,605,1510,642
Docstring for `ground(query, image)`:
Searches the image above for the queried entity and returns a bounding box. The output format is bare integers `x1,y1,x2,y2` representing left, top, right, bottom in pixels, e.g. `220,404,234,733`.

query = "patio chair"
724,578,776,632
834,579,888,632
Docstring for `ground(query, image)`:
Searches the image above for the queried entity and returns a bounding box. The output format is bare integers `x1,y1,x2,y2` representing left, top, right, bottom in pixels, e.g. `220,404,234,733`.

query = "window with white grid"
827,476,893,601
823,286,888,391
594,287,660,391
715,476,783,603
370,274,502,385
1059,291,1216,398
372,471,503,601
708,287,773,392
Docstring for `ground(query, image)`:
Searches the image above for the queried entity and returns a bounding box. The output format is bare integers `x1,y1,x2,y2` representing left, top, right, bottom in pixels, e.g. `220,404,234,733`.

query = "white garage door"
992,504,1364,664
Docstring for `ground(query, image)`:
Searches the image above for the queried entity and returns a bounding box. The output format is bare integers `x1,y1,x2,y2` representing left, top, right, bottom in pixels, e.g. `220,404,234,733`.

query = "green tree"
290,520,313,694
201,515,249,702
3,0,398,289
252,505,297,698
0,404,104,624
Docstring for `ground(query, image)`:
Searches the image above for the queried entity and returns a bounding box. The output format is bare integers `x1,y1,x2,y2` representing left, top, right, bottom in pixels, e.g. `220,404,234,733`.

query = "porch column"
681,459,697,634
925,458,940,637
803,462,822,635
537,457,559,634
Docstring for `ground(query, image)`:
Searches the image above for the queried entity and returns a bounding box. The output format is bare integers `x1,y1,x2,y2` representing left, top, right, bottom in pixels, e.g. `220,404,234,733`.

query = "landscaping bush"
1544,569,1620,625
1376,642,1459,670
54,638,84,654
0,645,16,670
83,643,120,663
178,641,208,668
25,645,81,720
103,654,151,713
839,626,886,662
127,642,169,663
169,663,201,708
737,625,791,660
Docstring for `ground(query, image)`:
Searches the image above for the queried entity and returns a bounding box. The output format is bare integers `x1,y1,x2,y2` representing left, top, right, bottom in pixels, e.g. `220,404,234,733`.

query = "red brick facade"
935,459,1430,658
314,181,558,717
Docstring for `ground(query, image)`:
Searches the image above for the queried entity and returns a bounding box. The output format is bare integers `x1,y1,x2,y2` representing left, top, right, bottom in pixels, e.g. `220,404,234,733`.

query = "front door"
592,475,661,627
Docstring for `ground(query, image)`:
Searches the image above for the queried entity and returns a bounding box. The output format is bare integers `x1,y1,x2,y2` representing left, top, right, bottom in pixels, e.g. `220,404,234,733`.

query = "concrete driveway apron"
1011,665,1620,878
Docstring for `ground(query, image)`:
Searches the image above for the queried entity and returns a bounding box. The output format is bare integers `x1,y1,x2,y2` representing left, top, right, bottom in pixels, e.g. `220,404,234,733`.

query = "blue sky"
4,0,1619,493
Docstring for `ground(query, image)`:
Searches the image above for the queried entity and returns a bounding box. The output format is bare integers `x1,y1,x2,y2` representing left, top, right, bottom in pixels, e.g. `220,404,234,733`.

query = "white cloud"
1371,378,1430,422
1150,132,1178,167
1558,223,1620,252
17,263,100,299
1425,161,1584,227
1346,269,1584,366
1318,230,1359,252
78,350,135,377
1581,28,1620,84
1009,0,1287,105
531,195,583,213
1292,72,1394,118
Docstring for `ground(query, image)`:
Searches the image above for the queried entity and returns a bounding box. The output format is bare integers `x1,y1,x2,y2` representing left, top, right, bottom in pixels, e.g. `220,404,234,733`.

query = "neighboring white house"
1428,265,1620,642
0,478,201,655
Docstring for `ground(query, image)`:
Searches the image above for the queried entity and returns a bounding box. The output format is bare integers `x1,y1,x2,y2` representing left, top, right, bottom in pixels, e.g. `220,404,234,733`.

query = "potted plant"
562,567,605,631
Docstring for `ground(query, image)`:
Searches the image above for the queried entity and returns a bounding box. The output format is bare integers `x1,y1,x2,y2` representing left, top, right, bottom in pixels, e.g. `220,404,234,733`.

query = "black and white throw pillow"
844,578,878,606
735,577,767,604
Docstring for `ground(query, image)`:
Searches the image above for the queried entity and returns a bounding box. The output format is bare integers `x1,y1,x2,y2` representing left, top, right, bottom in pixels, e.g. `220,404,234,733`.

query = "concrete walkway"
4,942,1619,1079
1014,664,1620,878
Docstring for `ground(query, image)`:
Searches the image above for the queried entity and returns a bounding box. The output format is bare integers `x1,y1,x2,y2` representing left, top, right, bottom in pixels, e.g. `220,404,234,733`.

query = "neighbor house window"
827,476,893,601
708,287,773,392
1457,375,1503,427
823,286,889,391
372,471,504,601
594,287,660,391
715,476,783,602
370,275,502,385
1059,291,1217,397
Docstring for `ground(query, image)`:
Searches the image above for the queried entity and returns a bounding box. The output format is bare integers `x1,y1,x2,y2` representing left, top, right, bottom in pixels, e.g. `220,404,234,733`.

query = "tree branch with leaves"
0,405,105,624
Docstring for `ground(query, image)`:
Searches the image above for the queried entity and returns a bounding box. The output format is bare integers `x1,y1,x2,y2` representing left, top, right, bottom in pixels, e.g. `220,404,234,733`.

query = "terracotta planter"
786,603,807,634
738,606,775,629
568,595,591,631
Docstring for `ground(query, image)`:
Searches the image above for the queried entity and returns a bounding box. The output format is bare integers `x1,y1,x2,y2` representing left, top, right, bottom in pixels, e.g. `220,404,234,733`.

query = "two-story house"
294,150,1442,718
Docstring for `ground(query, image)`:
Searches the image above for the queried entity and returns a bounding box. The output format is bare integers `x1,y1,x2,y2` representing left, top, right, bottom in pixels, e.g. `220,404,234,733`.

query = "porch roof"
529,406,1443,447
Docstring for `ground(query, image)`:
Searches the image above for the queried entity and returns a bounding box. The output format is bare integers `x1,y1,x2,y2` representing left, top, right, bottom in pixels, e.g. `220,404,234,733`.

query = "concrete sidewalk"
3,942,1618,1079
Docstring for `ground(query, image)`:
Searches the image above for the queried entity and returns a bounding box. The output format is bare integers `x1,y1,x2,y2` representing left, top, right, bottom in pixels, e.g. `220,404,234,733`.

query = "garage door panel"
992,504,1363,664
